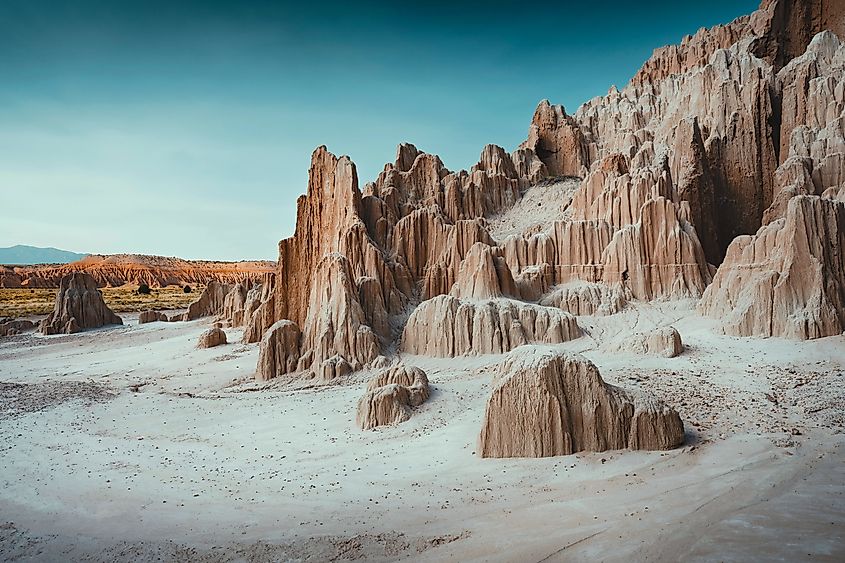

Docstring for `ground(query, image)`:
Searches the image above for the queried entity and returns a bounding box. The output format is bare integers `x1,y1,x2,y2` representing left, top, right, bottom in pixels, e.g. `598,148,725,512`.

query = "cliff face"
252,0,845,382
1,254,274,289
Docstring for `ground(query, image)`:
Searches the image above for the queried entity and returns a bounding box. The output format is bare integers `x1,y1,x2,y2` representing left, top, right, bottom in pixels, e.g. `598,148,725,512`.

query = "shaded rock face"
478,349,685,458
700,195,845,339
138,311,168,324
620,327,684,358
401,295,580,357
40,273,123,335
185,280,233,321
197,327,227,349
356,365,430,429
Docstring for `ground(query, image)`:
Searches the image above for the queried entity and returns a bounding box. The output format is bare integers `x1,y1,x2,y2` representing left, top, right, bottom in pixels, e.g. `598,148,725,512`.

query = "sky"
0,0,759,261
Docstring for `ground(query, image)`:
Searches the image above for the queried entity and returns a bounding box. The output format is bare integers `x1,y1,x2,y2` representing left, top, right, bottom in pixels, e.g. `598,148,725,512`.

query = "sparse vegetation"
0,285,204,317
137,283,152,295
183,285,192,293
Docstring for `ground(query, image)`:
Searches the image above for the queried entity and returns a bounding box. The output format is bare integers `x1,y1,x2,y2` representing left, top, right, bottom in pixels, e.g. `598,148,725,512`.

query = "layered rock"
197,327,227,349
401,295,580,357
700,195,845,339
449,242,518,300
40,273,123,335
521,100,589,177
356,365,430,429
478,349,685,458
5,254,274,288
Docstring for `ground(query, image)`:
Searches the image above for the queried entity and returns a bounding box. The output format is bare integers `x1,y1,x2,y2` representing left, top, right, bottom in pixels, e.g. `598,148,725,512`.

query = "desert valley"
2,0,845,561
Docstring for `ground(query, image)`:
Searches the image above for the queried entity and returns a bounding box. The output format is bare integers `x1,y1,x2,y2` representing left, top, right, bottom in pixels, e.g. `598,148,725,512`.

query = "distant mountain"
0,245,88,265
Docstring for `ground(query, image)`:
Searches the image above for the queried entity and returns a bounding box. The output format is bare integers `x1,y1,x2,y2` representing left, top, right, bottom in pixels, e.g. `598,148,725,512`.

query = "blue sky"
0,0,759,260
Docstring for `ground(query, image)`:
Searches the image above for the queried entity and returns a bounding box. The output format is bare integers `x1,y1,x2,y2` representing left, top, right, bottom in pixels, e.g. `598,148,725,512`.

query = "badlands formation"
0,253,274,289
2,0,845,561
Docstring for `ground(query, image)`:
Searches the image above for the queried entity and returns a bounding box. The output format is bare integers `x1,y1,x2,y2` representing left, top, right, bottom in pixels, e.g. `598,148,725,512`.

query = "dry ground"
0,304,843,562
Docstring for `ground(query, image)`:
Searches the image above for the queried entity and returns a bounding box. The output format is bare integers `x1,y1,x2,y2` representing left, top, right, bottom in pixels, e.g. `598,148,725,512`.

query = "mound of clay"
401,295,580,357
700,195,845,339
184,280,233,321
40,273,123,335
620,327,684,358
138,310,168,324
539,281,627,316
356,365,431,429
0,318,36,337
197,327,227,349
256,320,301,382
478,349,684,458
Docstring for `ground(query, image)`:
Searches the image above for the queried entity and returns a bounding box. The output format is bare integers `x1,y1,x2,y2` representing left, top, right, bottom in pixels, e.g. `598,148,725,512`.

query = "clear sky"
0,0,759,260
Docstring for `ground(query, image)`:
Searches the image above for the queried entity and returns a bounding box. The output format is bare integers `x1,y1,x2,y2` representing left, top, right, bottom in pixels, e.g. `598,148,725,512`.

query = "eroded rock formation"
619,327,685,358
184,281,233,321
40,273,123,335
401,296,580,357
478,349,685,458
700,195,845,339
138,310,168,324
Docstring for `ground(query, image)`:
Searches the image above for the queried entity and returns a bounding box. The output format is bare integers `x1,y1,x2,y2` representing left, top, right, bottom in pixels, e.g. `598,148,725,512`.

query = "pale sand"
1,304,843,562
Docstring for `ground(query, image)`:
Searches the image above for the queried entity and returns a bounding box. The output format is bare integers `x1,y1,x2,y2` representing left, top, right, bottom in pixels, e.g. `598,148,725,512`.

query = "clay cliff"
1,254,274,289
250,0,845,384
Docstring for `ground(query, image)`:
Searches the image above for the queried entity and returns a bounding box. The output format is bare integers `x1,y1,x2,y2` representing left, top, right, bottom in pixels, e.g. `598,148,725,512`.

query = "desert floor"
1,303,844,562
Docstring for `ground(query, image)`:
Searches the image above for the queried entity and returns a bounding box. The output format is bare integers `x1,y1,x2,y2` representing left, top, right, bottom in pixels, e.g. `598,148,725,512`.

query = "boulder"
138,310,168,324
40,273,123,335
0,319,36,337
619,327,684,358
356,365,430,429
256,320,301,381
197,327,227,349
478,349,685,458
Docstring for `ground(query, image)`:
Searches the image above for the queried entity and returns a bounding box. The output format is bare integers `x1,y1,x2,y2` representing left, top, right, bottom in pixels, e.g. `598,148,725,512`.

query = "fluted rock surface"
356,365,430,429
700,195,845,339
478,349,685,458
0,319,36,337
40,273,123,335
401,295,580,357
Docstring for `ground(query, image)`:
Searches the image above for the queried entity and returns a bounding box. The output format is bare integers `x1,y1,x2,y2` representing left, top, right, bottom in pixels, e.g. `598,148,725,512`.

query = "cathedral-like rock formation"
401,295,580,357
356,365,431,429
700,195,845,339
249,0,845,385
478,349,685,458
40,273,123,335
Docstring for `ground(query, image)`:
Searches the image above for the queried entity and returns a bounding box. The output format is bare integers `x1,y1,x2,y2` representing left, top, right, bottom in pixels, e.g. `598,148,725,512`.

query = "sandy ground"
1,304,844,562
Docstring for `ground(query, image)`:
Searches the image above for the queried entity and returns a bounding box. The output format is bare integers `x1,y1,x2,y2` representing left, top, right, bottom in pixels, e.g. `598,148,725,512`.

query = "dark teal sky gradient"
0,0,759,259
